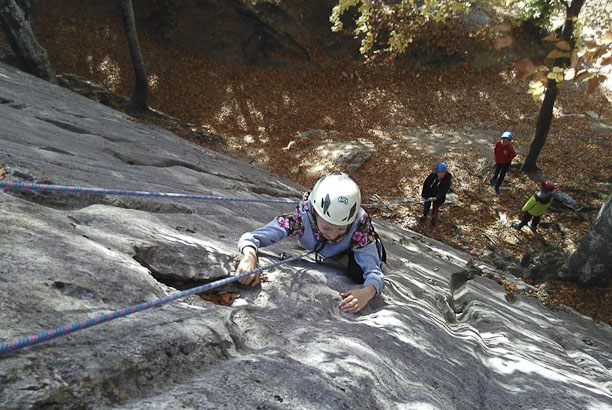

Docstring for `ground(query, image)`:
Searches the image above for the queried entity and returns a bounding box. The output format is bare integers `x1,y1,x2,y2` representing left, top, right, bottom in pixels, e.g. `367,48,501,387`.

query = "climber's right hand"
236,246,260,286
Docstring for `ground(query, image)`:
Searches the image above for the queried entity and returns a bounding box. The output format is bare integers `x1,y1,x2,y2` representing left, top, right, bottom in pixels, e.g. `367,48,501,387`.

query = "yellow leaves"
546,66,564,82
332,0,476,59
330,0,362,32
331,20,344,32
449,1,469,13
433,12,446,23
602,31,612,45
546,49,570,59
359,31,375,55
527,79,546,101
494,36,513,50
388,30,412,54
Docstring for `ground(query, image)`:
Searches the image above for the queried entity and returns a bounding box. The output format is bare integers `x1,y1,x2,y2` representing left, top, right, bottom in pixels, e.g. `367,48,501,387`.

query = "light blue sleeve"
353,241,384,294
237,219,288,253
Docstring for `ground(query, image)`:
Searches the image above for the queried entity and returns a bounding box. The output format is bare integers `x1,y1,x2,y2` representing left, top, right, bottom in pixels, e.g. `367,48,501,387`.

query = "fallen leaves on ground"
522,281,612,324
31,1,612,323
200,290,241,306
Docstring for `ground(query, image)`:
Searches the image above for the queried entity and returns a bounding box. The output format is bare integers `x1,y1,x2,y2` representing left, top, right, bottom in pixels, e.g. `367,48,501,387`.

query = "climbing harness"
0,181,427,208
0,249,314,358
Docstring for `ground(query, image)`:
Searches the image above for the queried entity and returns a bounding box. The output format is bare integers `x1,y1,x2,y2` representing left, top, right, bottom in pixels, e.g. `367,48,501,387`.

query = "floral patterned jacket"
238,199,384,294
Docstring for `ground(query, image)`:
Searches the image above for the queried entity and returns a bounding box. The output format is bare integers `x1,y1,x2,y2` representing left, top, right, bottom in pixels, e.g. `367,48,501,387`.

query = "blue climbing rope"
0,181,301,204
0,250,314,358
0,181,427,206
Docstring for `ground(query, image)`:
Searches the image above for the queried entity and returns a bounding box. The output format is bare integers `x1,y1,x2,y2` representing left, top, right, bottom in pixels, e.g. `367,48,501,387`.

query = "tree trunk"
522,0,585,172
119,0,149,113
0,0,56,83
566,194,612,287
522,81,558,171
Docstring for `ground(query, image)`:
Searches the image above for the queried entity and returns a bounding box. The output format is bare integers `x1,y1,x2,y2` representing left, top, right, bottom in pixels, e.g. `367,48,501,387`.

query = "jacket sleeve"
238,219,289,253
238,205,307,253
522,196,536,213
510,143,517,159
437,174,452,201
353,241,384,294
422,173,433,197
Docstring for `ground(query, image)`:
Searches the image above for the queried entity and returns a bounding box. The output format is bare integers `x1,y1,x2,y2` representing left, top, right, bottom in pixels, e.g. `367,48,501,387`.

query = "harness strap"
366,214,387,264
314,237,326,264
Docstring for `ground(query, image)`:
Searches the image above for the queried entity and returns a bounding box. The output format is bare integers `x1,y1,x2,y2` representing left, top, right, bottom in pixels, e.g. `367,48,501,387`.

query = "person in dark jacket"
489,131,517,195
420,162,452,227
513,181,555,233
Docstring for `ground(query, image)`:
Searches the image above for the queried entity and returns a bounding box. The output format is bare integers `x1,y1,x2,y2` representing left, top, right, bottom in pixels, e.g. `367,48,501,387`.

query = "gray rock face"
1,63,611,409
133,243,240,283
566,194,612,286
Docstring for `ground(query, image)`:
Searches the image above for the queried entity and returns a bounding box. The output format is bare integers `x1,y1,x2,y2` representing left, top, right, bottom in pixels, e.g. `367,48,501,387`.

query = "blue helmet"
501,131,513,140
435,162,448,173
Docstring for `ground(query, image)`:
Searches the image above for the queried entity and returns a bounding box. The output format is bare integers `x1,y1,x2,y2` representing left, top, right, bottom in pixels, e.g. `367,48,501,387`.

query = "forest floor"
19,1,612,323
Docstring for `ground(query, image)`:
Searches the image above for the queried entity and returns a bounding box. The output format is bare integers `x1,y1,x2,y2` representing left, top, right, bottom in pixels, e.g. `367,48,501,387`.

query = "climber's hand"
339,285,376,314
236,247,260,286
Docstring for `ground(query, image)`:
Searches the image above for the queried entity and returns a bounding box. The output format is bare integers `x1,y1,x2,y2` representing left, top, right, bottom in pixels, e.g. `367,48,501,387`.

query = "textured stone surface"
312,140,374,173
551,191,582,212
1,63,611,409
566,194,612,286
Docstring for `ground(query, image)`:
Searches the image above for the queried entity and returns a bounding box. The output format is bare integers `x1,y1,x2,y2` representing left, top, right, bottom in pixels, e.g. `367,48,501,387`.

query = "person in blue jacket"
235,171,384,314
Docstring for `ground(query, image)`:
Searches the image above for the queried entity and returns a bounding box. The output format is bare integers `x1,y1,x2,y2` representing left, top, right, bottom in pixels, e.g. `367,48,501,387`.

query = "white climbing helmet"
310,172,361,225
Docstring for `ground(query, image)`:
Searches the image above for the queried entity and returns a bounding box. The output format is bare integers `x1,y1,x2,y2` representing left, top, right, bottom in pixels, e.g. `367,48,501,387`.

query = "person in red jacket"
489,131,517,195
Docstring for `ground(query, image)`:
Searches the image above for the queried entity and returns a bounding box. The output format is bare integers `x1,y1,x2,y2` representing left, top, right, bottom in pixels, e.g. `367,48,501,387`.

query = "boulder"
297,129,326,140
565,194,612,287
551,191,582,212
312,140,374,173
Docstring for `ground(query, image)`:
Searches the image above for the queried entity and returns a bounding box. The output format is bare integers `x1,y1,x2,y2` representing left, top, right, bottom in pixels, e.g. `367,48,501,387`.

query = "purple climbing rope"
0,181,426,207
0,250,313,358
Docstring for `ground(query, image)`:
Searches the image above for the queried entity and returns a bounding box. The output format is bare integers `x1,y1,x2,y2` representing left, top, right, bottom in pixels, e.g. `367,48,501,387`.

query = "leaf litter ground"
29,1,612,323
